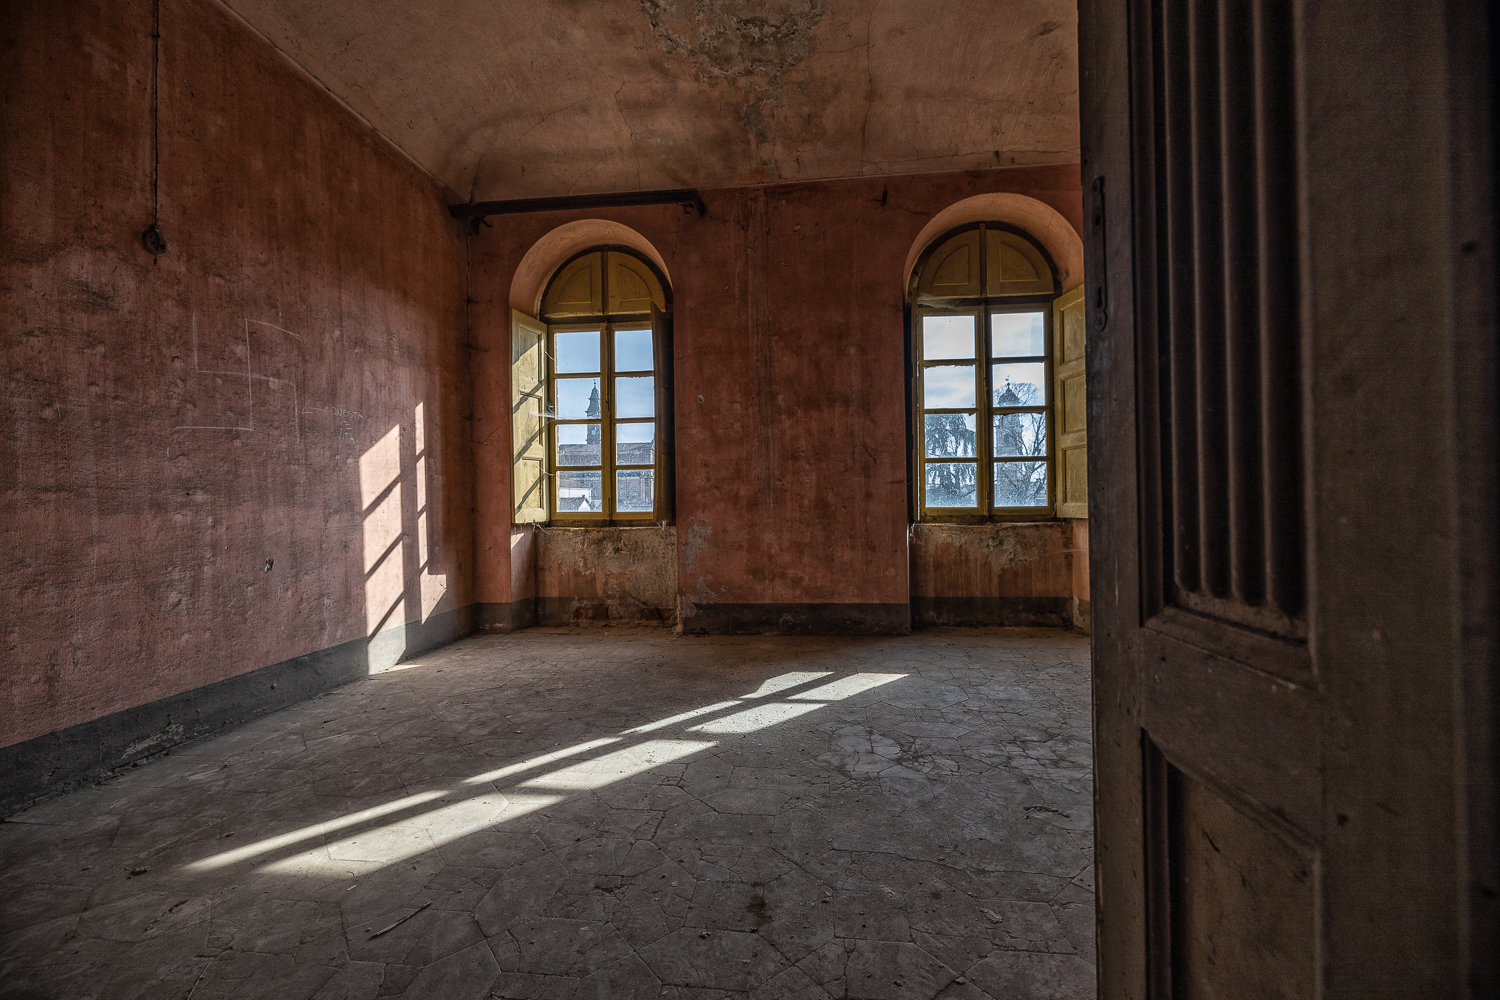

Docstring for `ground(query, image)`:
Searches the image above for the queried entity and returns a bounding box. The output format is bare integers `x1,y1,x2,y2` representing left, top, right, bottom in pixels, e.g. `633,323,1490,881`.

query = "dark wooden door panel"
1150,750,1317,1000
1081,0,1496,995
1137,0,1305,649
1126,3,1323,989
1140,631,1320,836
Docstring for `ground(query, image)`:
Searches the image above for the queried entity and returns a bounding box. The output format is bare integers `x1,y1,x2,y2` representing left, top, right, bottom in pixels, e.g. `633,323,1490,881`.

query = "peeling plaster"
637,0,828,148
637,0,828,81
682,518,712,570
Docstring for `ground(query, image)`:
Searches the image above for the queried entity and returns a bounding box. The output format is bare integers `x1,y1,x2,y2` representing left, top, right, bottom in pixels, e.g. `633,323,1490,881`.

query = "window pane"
616,421,656,465
922,315,975,360
924,413,977,458
994,461,1047,507
556,423,602,466
924,365,976,409
991,312,1046,357
615,328,653,372
555,331,600,373
616,468,655,513
925,462,978,508
992,362,1046,406
615,376,655,418
993,413,1046,457
558,470,603,513
556,377,602,419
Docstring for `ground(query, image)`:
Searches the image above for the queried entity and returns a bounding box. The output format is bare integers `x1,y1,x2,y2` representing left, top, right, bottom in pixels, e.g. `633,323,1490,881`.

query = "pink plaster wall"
470,167,1083,616
1071,517,1090,630
1071,518,1090,603
1,0,471,747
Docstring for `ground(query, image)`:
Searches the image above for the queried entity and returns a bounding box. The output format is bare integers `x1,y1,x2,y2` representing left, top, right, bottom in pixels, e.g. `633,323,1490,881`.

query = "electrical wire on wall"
141,0,167,258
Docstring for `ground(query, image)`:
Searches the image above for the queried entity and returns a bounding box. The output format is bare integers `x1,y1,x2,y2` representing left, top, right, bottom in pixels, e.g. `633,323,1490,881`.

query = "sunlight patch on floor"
180,671,907,878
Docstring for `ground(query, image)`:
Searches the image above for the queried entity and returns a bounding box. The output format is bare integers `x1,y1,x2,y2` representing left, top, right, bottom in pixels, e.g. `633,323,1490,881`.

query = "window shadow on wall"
358,402,455,673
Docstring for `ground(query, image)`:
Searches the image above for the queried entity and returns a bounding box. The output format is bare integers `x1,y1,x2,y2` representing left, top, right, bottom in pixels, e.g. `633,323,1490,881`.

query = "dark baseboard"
679,602,911,635
911,595,1073,628
537,597,677,627
475,599,538,632
474,602,540,632
0,604,475,819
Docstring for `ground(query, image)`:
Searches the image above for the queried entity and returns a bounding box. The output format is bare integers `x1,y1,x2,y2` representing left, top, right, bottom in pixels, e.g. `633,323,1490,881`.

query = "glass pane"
615,328,653,372
994,461,1048,507
616,422,656,465
556,423,602,466
922,315,975,360
555,331,600,373
992,362,1046,407
991,312,1046,358
556,377,602,419
993,412,1046,457
924,365,976,409
558,470,603,513
924,413,977,458
616,468,655,513
925,462,978,508
615,376,655,418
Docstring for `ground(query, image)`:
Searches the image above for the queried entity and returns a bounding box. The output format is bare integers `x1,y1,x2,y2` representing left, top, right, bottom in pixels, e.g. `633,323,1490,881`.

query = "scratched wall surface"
469,167,1083,620
908,522,1078,628
0,0,470,747
535,526,679,625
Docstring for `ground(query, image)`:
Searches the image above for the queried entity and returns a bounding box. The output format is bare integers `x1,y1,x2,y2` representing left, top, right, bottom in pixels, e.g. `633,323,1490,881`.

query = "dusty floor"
0,628,1095,999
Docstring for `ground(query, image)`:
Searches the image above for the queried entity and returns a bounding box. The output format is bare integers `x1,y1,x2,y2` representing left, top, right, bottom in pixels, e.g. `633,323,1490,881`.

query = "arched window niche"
511,245,674,526
908,222,1086,521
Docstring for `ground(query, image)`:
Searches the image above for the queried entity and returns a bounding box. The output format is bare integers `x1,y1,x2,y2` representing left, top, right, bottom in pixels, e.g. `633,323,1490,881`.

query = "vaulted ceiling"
223,0,1080,201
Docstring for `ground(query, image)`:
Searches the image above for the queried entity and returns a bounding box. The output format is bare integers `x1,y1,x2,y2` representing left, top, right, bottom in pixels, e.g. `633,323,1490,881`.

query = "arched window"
910,223,1072,520
515,247,672,524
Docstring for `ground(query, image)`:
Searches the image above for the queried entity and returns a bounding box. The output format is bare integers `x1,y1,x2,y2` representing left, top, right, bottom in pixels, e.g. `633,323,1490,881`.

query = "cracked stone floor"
0,627,1095,1000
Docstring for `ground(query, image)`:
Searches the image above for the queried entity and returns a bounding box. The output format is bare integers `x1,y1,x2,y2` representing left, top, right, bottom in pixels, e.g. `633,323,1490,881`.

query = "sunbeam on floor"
0,628,1094,1000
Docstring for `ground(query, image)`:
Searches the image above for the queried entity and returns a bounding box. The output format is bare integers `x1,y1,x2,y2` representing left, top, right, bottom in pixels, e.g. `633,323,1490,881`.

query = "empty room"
3,1,1495,998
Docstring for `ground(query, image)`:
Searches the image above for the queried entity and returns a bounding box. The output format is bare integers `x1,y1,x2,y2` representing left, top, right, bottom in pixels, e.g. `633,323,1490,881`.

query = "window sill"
916,514,1062,525
543,520,674,529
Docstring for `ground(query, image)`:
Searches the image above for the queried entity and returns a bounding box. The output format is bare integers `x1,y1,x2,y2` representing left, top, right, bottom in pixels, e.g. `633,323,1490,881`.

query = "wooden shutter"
986,228,1056,297
610,252,667,315
1053,284,1088,518
914,229,982,300
542,253,602,318
651,304,675,523
511,309,549,524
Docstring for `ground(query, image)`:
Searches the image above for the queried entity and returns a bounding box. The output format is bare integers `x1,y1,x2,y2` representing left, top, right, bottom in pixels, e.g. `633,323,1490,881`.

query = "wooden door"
1078,1,1498,996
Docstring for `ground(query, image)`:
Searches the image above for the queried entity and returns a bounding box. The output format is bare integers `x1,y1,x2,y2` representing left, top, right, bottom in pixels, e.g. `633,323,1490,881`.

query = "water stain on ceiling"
220,0,1079,200
637,0,828,80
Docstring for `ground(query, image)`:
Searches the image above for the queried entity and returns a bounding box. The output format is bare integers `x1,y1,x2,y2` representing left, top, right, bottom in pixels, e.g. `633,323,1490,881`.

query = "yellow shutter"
511,309,550,524
1053,284,1088,518
985,228,1056,296
914,230,982,300
609,252,666,315
541,253,602,318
